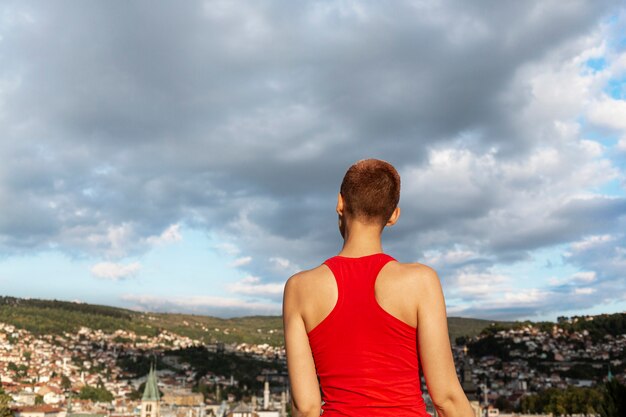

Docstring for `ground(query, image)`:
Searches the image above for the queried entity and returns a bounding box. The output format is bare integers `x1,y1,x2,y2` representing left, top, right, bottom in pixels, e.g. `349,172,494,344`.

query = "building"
12,405,63,417
460,346,482,417
140,363,160,417
161,390,203,407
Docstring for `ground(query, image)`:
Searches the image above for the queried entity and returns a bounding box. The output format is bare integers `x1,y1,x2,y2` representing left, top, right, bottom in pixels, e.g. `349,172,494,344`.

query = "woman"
282,159,475,417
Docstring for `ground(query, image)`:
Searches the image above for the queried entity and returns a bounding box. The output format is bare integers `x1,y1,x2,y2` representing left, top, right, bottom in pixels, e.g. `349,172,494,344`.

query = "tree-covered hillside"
4,295,621,348
0,296,283,345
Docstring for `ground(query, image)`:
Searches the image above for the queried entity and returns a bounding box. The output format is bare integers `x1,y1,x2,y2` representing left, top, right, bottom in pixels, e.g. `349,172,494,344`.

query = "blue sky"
1,1,625,321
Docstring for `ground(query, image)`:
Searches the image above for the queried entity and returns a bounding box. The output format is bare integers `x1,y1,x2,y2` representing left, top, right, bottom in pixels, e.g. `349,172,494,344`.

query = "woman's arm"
416,266,475,417
282,273,322,417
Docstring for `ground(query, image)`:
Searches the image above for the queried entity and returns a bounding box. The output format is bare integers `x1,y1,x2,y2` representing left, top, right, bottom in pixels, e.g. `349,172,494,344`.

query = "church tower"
263,379,270,410
141,362,160,417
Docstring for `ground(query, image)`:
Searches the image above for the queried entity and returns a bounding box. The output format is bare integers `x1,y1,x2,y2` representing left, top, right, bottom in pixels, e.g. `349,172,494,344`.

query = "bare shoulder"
283,263,332,300
283,263,334,324
385,260,440,289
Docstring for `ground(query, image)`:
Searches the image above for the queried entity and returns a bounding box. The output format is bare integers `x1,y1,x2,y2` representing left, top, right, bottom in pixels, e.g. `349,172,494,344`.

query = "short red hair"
340,159,401,226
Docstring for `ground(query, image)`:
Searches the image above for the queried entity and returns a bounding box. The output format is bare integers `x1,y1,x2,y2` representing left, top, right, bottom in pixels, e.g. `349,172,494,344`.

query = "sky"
1,1,626,322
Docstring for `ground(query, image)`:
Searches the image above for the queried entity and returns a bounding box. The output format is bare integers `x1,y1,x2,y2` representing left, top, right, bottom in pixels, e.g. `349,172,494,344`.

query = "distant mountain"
0,295,549,346
0,295,283,346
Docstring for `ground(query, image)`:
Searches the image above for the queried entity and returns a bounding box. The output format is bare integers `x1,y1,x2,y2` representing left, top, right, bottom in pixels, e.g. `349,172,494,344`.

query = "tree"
79,385,114,403
7,362,28,378
61,375,72,391
520,386,604,415
0,386,13,417
455,335,468,346
494,396,512,412
598,378,626,417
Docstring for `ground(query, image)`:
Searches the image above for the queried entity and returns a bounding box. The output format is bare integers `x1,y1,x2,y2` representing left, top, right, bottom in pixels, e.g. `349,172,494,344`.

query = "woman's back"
303,252,430,416
283,160,474,417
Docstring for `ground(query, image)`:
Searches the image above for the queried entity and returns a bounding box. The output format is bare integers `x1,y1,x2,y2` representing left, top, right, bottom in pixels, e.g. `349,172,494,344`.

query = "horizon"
2,293,623,324
1,1,626,322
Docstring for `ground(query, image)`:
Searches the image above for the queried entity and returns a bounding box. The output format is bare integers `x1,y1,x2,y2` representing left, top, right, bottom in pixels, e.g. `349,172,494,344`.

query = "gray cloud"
1,0,625,318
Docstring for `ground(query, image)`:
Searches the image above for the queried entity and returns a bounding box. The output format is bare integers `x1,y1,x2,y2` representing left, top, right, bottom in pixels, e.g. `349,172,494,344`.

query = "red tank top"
307,253,430,417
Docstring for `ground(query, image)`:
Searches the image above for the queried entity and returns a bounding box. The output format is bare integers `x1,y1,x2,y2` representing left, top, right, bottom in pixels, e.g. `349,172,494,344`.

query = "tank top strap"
323,253,397,310
366,253,397,307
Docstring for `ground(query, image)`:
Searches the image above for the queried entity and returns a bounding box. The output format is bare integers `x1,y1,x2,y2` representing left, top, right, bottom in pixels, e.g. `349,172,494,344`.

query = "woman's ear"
386,206,401,226
337,192,347,239
336,192,344,216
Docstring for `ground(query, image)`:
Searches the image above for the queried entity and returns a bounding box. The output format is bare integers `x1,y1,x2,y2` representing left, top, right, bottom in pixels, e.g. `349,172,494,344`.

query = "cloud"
574,287,597,295
570,234,616,252
230,256,252,267
549,271,597,286
145,224,182,246
588,95,626,130
571,271,598,282
213,242,241,257
446,285,605,321
268,256,300,275
452,271,511,299
269,257,291,270
76,223,183,259
90,261,141,280
120,293,280,317
562,232,626,291
0,0,625,319
226,275,284,300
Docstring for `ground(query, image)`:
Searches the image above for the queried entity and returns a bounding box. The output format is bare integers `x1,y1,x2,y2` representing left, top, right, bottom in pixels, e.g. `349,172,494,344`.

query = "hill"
0,295,522,346
0,295,283,345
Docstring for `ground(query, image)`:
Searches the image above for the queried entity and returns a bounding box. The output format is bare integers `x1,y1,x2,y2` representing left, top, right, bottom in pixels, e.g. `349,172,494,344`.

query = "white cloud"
213,242,241,256
569,234,615,252
447,286,558,321
452,271,510,298
571,271,597,282
230,256,252,267
422,247,481,268
120,293,280,317
548,270,597,286
502,288,550,304
587,96,626,130
269,256,296,271
145,224,182,245
85,223,135,259
226,275,284,298
77,223,182,259
574,287,597,295
266,256,302,277
90,261,141,280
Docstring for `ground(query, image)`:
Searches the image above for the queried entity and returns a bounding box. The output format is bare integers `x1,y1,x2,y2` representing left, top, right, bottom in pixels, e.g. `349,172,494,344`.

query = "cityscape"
0,298,623,417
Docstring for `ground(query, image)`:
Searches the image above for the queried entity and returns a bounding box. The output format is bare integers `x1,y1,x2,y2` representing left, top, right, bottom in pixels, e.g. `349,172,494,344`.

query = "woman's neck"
337,219,384,258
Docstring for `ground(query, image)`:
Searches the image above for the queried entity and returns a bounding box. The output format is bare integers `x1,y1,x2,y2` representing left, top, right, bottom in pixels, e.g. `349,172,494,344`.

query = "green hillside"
0,295,527,347
136,311,284,346
0,296,284,346
447,316,516,344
